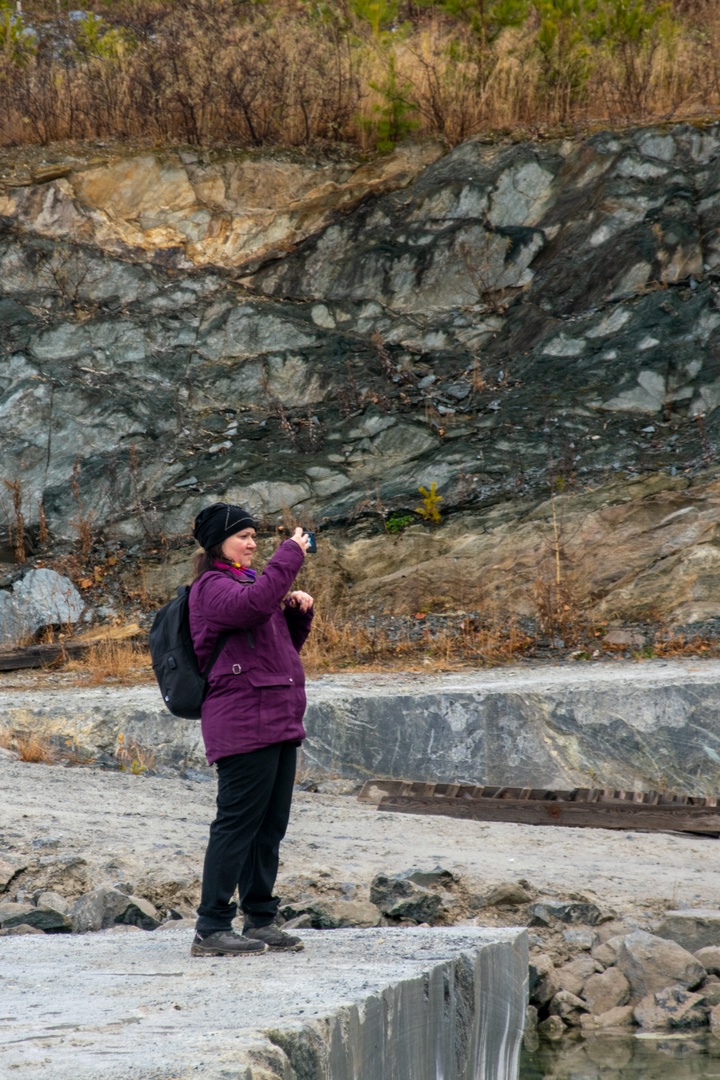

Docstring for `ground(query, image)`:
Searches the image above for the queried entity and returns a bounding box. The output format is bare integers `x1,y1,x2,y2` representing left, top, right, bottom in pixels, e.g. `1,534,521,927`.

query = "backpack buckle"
232,664,242,675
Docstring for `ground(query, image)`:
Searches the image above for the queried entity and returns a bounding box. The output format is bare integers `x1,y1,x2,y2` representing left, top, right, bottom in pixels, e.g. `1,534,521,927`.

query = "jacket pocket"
246,671,301,734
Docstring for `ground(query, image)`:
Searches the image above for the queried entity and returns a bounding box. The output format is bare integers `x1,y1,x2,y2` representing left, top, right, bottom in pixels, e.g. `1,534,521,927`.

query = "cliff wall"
2,124,720,624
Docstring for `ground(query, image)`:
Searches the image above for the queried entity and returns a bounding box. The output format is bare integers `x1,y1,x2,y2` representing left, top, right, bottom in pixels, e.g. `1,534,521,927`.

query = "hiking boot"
190,930,268,957
243,923,304,952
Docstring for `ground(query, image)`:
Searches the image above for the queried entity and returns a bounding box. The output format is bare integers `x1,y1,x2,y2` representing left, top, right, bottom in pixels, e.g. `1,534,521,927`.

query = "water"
520,1032,720,1079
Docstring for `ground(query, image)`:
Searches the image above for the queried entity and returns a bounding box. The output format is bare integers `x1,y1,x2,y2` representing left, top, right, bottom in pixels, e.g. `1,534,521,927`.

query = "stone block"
654,910,720,953
616,930,706,1000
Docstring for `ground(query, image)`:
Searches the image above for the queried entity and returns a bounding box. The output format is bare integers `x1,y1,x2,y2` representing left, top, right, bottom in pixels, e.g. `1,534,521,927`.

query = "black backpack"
149,585,228,720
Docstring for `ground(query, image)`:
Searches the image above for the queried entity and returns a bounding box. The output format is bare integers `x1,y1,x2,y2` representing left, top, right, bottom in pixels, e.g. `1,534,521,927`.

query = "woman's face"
221,528,257,566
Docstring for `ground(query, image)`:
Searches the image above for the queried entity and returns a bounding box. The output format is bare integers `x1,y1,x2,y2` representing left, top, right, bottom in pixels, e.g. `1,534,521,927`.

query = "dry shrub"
2,2,720,150
64,634,152,685
650,631,720,658
14,731,55,764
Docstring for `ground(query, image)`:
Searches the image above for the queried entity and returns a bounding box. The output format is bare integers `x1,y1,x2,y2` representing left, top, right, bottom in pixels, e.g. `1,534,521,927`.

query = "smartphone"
305,530,317,554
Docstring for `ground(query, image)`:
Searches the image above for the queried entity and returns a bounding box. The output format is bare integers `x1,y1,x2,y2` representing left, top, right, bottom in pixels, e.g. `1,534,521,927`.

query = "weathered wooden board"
359,780,720,835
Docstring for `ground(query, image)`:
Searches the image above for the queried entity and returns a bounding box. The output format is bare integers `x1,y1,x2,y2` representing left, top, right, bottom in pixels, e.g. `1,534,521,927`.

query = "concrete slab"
0,926,527,1080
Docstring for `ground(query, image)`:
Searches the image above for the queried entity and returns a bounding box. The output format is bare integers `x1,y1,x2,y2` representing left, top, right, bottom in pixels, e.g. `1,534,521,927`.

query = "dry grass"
14,731,56,763
63,630,152,685
1,2,719,151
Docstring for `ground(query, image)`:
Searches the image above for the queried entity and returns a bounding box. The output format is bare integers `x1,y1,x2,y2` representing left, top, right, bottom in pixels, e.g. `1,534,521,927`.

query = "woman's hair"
192,542,227,580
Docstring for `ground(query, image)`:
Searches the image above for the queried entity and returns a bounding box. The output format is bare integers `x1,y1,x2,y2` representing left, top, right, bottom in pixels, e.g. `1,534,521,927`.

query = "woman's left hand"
287,590,314,613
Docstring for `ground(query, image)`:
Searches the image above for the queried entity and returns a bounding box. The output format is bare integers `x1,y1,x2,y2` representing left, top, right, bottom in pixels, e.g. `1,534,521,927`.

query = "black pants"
195,741,297,935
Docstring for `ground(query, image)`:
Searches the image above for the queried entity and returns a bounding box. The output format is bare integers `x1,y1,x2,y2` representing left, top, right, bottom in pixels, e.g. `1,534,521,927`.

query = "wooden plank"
376,795,720,835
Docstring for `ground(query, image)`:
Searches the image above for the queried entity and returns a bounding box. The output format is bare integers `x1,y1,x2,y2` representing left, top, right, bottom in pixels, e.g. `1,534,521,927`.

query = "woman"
188,502,314,957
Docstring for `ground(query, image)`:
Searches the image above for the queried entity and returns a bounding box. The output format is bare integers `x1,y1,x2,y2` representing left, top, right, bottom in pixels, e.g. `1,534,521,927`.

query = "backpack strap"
199,568,251,677
203,630,230,678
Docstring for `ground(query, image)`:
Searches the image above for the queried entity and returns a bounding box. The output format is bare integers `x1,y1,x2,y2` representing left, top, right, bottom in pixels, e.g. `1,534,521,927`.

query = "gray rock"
654,910,720,953
70,886,160,932
616,930,706,1000
528,899,607,927
0,569,85,646
633,985,709,1030
279,898,381,930
0,900,71,932
562,928,595,951
369,873,442,923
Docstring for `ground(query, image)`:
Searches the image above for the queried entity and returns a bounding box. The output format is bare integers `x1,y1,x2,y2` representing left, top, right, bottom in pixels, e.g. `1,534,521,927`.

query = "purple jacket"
189,540,313,764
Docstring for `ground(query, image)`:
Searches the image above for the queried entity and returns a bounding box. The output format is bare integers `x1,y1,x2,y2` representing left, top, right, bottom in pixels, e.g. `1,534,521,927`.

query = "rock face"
4,662,720,793
3,124,720,625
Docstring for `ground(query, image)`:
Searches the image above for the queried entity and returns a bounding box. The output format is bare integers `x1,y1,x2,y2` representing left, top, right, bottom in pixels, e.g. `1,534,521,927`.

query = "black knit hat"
193,503,257,550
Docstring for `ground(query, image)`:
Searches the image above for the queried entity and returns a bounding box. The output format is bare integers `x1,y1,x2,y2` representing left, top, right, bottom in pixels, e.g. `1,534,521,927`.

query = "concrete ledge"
0,926,528,1080
2,660,720,792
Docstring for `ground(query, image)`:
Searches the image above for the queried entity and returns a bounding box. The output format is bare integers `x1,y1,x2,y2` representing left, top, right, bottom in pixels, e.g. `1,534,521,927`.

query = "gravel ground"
1,752,717,923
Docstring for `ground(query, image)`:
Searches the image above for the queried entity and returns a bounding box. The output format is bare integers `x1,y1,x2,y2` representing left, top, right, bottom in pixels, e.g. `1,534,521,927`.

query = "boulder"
0,569,85,646
582,967,631,1014
696,947,720,975
0,923,45,937
701,975,720,1007
279,898,381,930
483,881,533,908
0,856,24,893
537,1015,565,1040
616,930,706,1000
654,910,720,954
579,1005,635,1034
711,1003,720,1037
70,887,160,932
591,934,624,967
529,954,560,1008
369,873,442,924
549,990,590,1026
633,985,708,1030
562,928,595,951
0,899,71,932
528,900,608,927
555,956,603,998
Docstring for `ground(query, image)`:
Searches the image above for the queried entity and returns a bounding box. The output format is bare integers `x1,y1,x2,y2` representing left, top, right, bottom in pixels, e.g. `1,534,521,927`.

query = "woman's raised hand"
289,527,312,554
